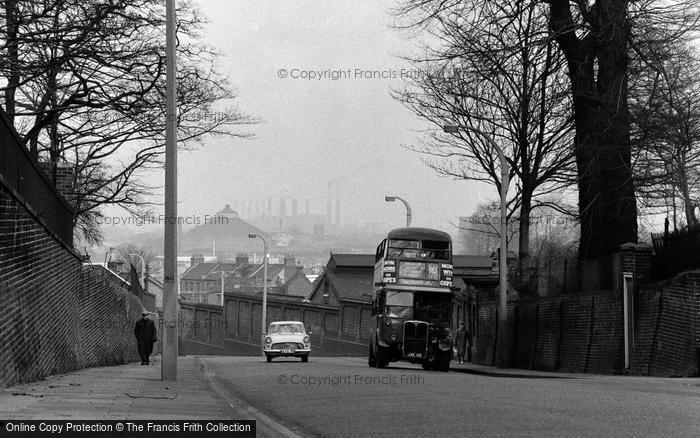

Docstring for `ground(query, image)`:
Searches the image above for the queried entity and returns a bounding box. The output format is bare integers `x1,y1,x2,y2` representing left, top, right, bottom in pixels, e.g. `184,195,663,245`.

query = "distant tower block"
279,198,286,230
305,199,310,215
279,198,286,217
326,200,332,226
335,197,340,226
268,197,272,217
248,200,253,218
233,200,239,213
292,198,298,216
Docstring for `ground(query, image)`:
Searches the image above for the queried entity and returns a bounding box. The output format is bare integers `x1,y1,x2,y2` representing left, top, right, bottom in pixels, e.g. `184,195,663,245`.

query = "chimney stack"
190,253,205,267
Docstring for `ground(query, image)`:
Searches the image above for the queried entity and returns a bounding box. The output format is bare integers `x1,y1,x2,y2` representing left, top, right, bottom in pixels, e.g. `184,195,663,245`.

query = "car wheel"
301,355,308,363
266,355,272,363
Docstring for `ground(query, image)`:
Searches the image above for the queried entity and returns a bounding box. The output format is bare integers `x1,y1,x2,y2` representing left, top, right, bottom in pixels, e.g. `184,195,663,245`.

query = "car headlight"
303,336,309,343
265,337,271,344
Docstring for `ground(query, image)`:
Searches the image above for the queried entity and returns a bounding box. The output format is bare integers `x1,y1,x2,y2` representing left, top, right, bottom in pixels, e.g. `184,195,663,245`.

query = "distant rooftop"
215,204,239,218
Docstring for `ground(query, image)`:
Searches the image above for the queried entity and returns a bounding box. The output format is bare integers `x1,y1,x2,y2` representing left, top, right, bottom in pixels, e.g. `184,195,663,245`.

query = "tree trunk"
518,191,532,290
549,0,638,260
676,161,697,226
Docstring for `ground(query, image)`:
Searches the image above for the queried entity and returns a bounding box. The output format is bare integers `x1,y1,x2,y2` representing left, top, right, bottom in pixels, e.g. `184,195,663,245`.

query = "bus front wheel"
438,351,450,372
376,343,389,369
368,341,377,367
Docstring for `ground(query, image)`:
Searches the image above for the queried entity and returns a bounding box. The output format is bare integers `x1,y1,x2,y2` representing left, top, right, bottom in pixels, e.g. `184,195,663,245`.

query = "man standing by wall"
134,311,158,365
454,321,468,365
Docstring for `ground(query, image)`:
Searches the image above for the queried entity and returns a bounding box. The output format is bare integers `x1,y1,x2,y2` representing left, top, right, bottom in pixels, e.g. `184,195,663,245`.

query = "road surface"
201,356,700,437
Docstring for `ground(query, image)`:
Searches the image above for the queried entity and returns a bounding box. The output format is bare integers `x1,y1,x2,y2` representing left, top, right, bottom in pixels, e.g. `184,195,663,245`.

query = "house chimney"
107,259,124,273
235,253,249,267
190,253,205,267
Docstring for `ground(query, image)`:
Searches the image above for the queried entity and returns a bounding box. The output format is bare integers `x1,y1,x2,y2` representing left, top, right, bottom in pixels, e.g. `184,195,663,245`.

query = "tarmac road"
202,356,700,438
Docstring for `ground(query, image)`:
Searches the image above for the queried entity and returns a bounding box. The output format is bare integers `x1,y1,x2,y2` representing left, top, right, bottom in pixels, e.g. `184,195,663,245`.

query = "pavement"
449,360,585,379
0,355,240,421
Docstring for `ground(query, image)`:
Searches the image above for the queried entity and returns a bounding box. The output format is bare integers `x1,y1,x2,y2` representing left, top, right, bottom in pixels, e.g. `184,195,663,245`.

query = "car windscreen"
269,323,305,334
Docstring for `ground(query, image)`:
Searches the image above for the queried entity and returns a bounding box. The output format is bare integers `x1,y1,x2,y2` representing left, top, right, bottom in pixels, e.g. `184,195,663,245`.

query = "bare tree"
0,0,256,244
116,242,160,278
394,0,575,285
396,0,699,268
458,200,520,256
630,8,700,230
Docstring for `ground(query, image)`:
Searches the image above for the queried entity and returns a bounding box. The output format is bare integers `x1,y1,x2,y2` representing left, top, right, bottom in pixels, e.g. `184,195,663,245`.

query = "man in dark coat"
454,321,468,364
134,311,157,365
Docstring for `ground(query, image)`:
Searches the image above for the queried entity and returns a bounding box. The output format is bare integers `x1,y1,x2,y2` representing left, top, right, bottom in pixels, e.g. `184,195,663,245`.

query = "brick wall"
180,289,471,358
37,161,76,207
475,272,700,376
632,271,700,376
0,184,145,388
180,293,370,357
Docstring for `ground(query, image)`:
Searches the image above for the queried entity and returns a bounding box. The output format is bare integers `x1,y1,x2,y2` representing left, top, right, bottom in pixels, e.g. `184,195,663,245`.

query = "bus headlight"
439,338,452,351
390,333,398,341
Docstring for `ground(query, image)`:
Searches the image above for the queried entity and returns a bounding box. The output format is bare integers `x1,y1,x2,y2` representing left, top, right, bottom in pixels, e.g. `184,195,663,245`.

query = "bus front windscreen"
385,291,413,319
414,292,451,324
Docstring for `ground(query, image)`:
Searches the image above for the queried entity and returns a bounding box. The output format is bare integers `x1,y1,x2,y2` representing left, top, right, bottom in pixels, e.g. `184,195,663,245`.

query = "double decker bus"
368,227,454,371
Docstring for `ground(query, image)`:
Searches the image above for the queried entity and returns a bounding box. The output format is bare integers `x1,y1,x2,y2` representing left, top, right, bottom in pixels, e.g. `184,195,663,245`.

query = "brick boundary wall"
180,293,371,357
475,273,700,376
0,184,145,388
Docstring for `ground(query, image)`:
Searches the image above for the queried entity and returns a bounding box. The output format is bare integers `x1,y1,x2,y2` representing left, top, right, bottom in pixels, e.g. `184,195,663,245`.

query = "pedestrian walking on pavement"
134,311,157,365
454,321,468,364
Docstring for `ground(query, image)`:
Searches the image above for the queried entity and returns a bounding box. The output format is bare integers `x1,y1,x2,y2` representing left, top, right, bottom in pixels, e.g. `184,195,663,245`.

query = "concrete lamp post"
443,124,511,368
248,233,268,356
385,196,412,227
160,0,179,382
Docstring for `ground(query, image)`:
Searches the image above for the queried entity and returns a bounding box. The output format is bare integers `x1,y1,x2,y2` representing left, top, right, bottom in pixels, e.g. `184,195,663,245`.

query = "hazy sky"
125,0,492,235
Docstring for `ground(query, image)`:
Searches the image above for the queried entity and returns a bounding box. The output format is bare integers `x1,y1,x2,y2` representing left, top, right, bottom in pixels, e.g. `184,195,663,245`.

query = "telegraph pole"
162,0,178,381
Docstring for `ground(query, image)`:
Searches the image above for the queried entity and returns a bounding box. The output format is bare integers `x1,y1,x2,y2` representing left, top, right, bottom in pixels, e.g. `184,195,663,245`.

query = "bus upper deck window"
388,248,402,257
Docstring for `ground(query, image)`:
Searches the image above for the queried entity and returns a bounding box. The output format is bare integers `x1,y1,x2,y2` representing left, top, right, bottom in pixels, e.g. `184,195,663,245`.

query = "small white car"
263,321,311,363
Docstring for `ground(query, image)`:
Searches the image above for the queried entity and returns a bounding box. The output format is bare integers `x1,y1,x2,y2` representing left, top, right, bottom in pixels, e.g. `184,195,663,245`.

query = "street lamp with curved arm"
443,124,510,368
385,196,413,227
248,233,268,356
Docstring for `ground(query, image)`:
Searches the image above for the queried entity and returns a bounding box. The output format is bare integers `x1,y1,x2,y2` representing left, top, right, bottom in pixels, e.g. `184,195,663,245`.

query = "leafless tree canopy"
629,1,700,230
396,0,699,263
0,0,257,244
393,0,576,283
